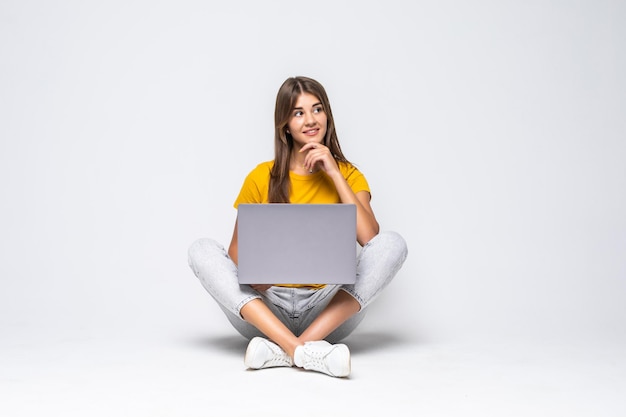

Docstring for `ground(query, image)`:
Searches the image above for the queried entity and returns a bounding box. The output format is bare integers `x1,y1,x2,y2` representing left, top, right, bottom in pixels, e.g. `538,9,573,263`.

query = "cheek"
287,119,299,132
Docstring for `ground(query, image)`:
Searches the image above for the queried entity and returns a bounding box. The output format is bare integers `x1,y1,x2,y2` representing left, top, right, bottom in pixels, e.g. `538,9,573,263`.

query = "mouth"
303,128,320,136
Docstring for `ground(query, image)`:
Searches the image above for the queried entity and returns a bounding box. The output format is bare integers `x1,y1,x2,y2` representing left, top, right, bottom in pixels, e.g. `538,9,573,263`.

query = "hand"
250,284,272,292
300,142,339,175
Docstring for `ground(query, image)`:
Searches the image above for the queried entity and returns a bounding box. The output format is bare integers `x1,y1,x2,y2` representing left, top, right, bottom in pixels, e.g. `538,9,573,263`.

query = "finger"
301,142,325,152
305,148,328,166
304,152,322,171
299,143,315,153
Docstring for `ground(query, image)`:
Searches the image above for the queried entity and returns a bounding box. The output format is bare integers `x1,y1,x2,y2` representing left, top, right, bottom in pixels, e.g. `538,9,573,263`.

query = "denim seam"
340,287,365,309
234,295,262,318
303,287,337,312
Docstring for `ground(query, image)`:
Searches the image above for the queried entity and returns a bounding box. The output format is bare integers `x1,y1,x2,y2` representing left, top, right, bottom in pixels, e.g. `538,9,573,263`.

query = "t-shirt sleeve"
233,162,271,208
342,163,371,196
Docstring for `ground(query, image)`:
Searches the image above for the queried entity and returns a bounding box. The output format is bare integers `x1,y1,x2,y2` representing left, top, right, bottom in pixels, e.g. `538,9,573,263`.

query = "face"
287,92,327,147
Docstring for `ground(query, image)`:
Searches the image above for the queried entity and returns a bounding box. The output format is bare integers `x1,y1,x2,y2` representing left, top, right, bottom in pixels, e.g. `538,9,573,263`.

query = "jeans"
187,231,408,343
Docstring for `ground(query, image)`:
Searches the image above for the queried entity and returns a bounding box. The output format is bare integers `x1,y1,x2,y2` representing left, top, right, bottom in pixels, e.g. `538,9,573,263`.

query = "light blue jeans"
187,231,408,343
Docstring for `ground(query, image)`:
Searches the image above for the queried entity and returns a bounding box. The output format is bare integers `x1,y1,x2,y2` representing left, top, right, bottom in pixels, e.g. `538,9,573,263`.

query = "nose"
304,112,316,126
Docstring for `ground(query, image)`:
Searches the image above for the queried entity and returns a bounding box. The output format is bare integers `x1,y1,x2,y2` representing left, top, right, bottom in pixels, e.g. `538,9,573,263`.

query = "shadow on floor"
187,334,249,357
186,329,419,357
342,331,418,354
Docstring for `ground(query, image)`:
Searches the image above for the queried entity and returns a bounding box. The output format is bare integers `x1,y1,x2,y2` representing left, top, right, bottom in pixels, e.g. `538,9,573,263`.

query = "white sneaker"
294,340,351,377
244,337,293,369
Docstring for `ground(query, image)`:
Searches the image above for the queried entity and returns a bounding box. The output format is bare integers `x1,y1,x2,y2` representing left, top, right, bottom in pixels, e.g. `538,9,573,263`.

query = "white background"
1,1,625,415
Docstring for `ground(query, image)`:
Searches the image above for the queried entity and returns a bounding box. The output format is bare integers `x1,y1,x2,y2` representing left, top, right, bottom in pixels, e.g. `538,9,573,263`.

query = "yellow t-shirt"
233,160,370,288
233,160,370,206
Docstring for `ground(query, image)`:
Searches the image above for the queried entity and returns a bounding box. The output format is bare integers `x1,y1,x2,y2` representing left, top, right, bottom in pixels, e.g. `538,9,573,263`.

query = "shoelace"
263,343,293,367
301,344,333,371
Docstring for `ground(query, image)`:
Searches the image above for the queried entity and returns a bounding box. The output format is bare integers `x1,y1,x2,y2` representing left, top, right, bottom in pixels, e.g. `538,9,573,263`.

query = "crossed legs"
188,231,408,376
240,290,360,358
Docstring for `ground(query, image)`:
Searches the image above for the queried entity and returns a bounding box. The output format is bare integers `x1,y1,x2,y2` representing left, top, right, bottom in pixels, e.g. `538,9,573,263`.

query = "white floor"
2,320,625,417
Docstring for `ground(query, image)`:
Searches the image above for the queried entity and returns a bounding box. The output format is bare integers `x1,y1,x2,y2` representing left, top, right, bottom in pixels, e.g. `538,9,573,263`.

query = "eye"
313,106,324,114
293,110,303,117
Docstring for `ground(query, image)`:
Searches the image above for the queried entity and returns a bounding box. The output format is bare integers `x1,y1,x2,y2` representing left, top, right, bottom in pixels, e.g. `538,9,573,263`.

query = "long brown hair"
269,76,350,203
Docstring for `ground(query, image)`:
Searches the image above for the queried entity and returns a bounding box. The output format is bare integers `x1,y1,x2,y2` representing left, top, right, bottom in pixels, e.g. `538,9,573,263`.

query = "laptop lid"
237,204,356,285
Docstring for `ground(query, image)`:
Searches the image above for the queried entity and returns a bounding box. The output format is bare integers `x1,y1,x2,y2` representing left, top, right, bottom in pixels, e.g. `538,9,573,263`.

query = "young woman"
188,76,408,377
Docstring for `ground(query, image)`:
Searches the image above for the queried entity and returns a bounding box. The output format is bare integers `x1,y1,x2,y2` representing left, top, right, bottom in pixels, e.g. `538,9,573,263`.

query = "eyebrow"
293,102,323,110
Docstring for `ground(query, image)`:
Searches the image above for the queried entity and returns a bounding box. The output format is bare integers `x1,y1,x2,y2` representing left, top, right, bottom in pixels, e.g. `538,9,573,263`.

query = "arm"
301,144,380,246
228,219,239,265
331,179,379,246
229,218,272,292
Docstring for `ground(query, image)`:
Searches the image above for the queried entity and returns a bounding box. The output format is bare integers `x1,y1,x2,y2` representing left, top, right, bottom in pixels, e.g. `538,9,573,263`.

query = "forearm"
327,171,379,245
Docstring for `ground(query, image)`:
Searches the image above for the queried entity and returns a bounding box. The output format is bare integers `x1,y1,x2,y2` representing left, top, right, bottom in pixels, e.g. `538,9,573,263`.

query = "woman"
188,76,408,377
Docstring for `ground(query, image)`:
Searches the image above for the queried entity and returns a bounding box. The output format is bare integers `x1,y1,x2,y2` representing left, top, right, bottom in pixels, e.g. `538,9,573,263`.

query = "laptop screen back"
237,204,356,285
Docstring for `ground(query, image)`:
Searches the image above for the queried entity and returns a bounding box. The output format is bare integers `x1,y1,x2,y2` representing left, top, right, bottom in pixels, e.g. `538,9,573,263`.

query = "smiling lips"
304,128,319,136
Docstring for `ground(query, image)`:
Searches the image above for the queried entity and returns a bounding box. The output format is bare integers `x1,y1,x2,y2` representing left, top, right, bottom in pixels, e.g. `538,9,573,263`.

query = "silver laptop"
237,204,356,285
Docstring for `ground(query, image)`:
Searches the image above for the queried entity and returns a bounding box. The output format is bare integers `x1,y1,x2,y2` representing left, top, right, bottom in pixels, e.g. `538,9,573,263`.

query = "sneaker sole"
244,337,266,369
327,344,351,377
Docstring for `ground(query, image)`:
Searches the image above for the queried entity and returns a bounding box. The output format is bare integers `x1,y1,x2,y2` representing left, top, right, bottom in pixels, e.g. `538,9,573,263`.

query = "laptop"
237,203,356,285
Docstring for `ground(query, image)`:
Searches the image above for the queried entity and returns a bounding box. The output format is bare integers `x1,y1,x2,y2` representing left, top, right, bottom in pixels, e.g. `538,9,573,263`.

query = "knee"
381,231,408,255
187,238,223,265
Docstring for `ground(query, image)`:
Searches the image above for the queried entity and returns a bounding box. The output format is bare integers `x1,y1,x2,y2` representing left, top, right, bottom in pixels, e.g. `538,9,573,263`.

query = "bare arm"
330,176,379,246
229,218,272,292
301,143,380,246
228,219,239,265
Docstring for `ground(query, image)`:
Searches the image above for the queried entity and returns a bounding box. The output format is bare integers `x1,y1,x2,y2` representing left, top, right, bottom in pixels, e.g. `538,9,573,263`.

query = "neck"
289,154,317,175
